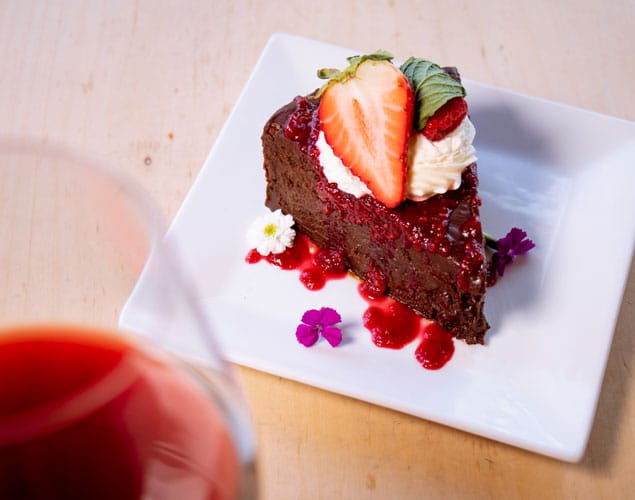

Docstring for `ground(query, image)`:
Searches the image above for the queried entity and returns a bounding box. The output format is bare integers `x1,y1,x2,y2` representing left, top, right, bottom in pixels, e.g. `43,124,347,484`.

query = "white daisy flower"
248,208,296,256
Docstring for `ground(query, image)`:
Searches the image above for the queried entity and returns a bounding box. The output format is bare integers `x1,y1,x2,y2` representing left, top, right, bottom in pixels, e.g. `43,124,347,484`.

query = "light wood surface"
1,1,634,498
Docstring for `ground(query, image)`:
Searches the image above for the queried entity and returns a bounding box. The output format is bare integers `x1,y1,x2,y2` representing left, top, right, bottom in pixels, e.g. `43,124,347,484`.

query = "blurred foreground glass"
0,139,257,499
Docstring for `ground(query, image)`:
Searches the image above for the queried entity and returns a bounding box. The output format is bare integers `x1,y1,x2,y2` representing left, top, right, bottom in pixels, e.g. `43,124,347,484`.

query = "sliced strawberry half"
318,59,413,208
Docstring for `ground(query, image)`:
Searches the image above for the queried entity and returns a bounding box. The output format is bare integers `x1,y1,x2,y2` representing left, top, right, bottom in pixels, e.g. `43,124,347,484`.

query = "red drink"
0,325,239,500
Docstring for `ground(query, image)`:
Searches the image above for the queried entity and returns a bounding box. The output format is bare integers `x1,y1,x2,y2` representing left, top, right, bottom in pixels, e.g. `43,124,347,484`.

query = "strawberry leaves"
399,57,466,130
316,51,395,91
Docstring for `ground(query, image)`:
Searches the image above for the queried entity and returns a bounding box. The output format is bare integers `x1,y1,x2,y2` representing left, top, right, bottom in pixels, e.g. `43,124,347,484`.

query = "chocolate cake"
260,54,489,344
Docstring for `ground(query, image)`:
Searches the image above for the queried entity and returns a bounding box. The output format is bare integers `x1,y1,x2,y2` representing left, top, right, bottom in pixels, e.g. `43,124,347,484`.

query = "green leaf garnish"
314,50,394,97
399,57,466,130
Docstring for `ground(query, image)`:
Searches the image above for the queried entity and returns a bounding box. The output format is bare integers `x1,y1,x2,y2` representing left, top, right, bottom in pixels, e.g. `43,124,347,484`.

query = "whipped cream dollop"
316,131,372,197
316,117,477,202
406,117,477,201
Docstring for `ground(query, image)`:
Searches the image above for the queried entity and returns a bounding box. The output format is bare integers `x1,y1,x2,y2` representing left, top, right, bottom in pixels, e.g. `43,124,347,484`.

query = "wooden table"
1,1,634,498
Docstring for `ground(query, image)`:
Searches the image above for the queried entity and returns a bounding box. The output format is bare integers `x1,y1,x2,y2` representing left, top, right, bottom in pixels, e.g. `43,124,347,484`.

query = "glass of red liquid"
0,139,257,499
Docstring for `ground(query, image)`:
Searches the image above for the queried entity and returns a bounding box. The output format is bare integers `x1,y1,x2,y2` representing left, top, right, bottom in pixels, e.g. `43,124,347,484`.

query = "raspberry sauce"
246,236,455,370
415,323,455,370
283,96,320,156
245,234,347,291
361,296,421,349
359,284,454,370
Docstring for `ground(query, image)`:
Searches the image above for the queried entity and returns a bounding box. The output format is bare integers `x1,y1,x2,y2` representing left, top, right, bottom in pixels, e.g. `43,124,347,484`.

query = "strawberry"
421,96,467,141
317,54,413,208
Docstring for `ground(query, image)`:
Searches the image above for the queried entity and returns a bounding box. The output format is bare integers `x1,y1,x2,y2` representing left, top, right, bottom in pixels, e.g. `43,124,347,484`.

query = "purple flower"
296,307,342,347
493,227,535,276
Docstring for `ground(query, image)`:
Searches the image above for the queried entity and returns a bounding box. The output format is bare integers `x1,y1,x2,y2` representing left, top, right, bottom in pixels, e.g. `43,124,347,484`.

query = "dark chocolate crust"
262,98,489,344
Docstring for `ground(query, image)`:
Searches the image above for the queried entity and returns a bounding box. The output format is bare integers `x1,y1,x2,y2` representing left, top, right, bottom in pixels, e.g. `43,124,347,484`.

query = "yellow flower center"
263,223,278,237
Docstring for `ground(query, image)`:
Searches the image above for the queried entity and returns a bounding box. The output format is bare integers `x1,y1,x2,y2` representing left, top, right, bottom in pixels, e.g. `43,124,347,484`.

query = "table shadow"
579,250,635,469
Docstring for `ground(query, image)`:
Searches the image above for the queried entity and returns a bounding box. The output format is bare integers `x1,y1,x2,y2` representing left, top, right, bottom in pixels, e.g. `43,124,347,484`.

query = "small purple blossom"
296,307,342,347
492,227,535,276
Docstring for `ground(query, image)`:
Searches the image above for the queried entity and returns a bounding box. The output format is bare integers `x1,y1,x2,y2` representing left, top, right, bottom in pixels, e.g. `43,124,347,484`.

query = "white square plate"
120,33,635,462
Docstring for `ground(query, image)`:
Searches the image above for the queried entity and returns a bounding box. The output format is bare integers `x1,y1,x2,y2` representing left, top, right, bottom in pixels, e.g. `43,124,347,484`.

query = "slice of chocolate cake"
261,53,489,344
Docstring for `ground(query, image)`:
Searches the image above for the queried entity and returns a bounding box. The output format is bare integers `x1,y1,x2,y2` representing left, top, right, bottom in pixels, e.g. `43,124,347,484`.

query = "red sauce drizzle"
361,296,421,349
359,283,454,370
415,323,455,370
245,234,347,291
246,234,455,370
245,249,261,264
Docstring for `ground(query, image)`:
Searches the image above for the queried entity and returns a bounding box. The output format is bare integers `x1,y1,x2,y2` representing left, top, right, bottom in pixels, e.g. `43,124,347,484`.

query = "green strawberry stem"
315,51,394,97
483,232,498,250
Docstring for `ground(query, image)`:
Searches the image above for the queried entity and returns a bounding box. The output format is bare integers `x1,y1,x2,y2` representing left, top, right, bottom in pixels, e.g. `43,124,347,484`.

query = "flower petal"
510,227,528,244
322,326,343,347
296,324,319,347
499,227,529,250
514,238,536,256
319,307,342,327
301,308,324,326
495,252,513,276
248,209,296,256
